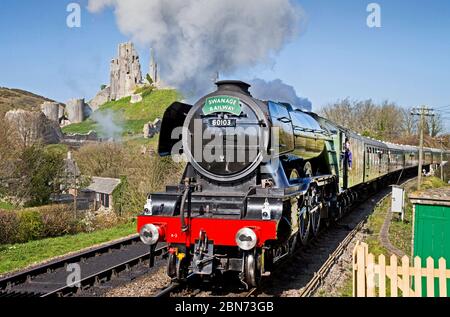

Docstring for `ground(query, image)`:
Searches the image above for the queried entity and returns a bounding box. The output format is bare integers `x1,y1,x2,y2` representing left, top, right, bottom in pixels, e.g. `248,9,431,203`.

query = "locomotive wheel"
310,208,321,237
176,257,189,281
167,253,177,278
167,253,189,281
244,251,261,288
298,206,310,245
289,234,299,255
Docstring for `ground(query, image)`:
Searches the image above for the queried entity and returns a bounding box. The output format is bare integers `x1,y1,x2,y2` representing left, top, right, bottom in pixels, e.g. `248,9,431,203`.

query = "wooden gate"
353,241,450,297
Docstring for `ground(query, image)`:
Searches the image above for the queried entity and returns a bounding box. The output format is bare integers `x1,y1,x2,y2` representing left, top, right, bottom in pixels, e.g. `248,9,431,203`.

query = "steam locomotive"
137,80,448,287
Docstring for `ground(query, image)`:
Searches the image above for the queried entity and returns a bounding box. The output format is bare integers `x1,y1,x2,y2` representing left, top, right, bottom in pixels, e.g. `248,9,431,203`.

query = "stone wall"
40,101,63,123
66,99,86,123
89,86,110,111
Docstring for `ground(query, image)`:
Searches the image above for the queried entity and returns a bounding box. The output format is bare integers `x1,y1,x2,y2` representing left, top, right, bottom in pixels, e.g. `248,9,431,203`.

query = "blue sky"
0,0,449,128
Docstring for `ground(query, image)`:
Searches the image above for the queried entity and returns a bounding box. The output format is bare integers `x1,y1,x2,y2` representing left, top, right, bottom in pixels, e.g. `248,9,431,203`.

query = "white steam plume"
88,0,304,98
249,78,312,111
91,109,123,140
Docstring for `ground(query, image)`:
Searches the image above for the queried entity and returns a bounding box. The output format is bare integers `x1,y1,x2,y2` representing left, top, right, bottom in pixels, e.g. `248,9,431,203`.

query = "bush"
0,210,19,244
16,210,44,243
39,205,79,237
91,210,119,231
0,204,127,245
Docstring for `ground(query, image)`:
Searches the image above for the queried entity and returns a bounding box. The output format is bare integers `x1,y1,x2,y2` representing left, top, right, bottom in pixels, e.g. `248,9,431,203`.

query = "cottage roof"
86,177,121,194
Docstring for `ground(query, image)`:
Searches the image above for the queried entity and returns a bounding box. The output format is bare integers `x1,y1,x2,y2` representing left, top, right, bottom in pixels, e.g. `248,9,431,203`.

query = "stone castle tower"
149,48,159,85
109,42,143,101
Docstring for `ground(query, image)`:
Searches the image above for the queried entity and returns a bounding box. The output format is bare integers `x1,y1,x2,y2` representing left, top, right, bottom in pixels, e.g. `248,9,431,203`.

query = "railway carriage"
137,80,447,287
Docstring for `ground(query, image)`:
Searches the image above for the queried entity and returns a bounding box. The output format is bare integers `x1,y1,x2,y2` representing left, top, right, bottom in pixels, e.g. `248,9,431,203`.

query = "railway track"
153,278,257,298
0,235,167,297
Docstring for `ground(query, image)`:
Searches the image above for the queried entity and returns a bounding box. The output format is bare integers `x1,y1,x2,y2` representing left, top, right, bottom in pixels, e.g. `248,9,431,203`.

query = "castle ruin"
109,42,143,101
90,42,147,110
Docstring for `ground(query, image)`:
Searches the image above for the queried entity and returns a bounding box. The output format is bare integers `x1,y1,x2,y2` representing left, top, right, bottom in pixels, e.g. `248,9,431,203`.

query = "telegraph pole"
411,106,434,190
438,138,445,182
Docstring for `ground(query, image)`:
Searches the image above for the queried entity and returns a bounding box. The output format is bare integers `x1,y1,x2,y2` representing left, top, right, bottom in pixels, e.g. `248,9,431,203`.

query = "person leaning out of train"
345,139,353,171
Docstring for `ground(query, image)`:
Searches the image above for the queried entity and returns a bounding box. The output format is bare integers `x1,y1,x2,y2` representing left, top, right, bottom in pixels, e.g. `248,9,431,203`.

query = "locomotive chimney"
215,80,252,96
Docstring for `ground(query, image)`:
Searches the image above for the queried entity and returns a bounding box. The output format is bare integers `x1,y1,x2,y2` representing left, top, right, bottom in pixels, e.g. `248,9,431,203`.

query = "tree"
0,118,17,197
429,113,444,137
12,144,64,207
401,108,417,137
146,74,154,85
320,99,407,142
74,142,125,178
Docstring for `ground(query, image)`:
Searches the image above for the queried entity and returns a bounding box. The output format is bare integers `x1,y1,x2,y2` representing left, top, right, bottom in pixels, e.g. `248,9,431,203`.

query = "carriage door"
340,133,349,189
364,146,370,182
338,132,344,188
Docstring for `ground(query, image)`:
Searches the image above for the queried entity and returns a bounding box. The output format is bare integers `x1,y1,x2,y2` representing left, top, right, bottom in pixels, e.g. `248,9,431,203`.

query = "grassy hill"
0,87,54,116
62,87,182,136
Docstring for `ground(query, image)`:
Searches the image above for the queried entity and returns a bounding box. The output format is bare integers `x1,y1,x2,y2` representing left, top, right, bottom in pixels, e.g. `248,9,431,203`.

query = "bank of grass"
62,88,181,136
365,198,390,257
0,201,15,211
62,119,96,135
0,221,136,275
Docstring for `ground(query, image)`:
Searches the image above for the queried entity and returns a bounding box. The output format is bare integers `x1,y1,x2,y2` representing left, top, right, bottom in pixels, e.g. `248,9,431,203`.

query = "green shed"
410,187,450,297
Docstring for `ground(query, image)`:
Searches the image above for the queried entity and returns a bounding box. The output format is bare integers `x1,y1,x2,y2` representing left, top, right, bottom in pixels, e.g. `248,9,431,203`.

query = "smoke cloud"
91,110,123,140
88,0,304,98
250,78,312,111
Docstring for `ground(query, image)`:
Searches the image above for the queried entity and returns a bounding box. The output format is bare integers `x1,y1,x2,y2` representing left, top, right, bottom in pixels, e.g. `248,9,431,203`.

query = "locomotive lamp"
140,224,161,245
143,196,152,215
235,228,258,251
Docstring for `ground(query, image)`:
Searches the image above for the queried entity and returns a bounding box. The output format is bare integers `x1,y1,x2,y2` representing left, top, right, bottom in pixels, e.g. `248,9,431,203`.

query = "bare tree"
320,98,354,129
320,99,412,142
0,118,17,193
429,113,444,137
401,108,417,136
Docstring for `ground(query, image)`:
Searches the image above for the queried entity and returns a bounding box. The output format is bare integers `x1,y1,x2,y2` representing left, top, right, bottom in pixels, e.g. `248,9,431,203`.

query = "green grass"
63,88,181,136
62,119,96,135
0,201,15,211
365,198,390,257
418,176,448,191
339,276,354,297
0,221,136,275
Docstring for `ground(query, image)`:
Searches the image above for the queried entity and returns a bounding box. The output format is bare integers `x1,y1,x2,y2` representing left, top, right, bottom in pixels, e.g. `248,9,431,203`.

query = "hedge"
0,205,121,245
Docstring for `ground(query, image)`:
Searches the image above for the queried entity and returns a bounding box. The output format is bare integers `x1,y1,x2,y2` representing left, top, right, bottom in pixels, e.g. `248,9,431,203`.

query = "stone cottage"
84,177,121,210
